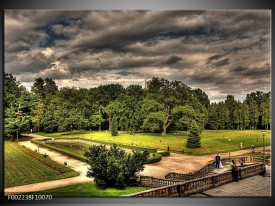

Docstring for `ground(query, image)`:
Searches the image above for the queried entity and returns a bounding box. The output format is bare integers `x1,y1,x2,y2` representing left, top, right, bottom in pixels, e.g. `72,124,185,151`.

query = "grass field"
27,181,148,197
48,142,89,157
4,141,79,188
36,129,271,155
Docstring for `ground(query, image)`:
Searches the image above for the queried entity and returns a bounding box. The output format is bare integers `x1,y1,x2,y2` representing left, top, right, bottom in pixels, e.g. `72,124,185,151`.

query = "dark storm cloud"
4,10,271,102
212,58,230,68
163,55,182,65
230,66,270,78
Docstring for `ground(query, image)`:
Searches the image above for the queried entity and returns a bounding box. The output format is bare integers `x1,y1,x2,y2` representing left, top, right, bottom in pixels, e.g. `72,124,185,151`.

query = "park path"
4,133,271,194
140,146,271,178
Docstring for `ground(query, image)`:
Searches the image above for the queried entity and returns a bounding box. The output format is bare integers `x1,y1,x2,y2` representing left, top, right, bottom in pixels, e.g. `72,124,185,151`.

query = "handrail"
125,163,265,197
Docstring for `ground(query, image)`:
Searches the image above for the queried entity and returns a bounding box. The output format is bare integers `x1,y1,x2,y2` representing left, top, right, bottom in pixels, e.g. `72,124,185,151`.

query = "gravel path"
4,133,271,194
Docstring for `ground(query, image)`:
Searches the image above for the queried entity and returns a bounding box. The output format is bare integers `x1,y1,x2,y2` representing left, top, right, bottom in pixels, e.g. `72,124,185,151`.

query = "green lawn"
36,129,271,155
48,142,89,157
27,181,148,197
4,141,79,188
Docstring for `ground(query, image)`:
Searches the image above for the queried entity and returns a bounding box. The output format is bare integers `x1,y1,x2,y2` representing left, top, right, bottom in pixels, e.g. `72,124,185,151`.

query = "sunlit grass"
27,181,148,197
36,129,271,155
4,141,79,188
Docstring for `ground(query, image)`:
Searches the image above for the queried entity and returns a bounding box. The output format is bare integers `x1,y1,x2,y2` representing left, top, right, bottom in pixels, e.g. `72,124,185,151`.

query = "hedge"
69,137,157,153
31,140,88,163
157,151,170,157
145,153,162,164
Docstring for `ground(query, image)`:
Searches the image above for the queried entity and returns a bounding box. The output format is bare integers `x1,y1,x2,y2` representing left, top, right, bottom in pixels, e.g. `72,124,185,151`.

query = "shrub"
187,120,201,148
84,144,149,189
111,116,118,136
145,153,162,164
158,151,170,157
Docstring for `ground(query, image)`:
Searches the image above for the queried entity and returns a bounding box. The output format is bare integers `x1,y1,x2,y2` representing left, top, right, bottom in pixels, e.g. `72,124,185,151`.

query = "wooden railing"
125,163,265,197
165,156,251,181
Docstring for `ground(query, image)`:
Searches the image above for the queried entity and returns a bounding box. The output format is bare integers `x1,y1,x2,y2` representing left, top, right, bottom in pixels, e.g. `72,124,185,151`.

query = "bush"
146,153,162,164
84,144,149,189
111,116,118,136
158,151,170,157
78,138,157,153
187,120,201,148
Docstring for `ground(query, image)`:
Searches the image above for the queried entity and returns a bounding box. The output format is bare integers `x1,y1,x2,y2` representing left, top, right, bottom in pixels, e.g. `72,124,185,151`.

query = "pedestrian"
232,160,239,182
215,153,221,168
230,160,236,181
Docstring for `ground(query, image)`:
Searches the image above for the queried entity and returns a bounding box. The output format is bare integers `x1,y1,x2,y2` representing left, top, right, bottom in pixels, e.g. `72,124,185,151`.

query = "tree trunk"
108,114,112,131
161,114,173,136
162,123,167,136
99,124,101,132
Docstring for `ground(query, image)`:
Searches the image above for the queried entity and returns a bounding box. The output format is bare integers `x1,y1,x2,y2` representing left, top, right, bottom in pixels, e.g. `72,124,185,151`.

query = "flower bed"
13,143,66,173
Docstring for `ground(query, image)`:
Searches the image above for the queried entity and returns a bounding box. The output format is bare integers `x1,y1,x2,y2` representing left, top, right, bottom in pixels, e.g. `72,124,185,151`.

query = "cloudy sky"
4,10,270,102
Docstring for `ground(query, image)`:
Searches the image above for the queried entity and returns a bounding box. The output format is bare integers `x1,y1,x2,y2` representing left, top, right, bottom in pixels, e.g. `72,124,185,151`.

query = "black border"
0,1,274,206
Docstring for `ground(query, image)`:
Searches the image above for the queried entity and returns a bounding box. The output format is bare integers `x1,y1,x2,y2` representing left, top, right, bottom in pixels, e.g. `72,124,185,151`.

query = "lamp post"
261,131,266,165
228,139,231,158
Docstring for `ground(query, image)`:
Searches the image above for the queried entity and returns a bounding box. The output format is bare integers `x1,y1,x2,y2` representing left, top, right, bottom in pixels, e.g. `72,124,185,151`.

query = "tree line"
4,73,270,141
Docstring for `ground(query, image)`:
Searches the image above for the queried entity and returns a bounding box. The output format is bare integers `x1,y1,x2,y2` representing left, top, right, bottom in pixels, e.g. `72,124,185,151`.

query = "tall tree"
111,115,118,136
187,120,201,148
260,99,270,130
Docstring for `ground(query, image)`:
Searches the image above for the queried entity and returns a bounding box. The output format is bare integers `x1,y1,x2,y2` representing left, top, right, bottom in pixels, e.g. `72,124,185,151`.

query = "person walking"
215,153,221,168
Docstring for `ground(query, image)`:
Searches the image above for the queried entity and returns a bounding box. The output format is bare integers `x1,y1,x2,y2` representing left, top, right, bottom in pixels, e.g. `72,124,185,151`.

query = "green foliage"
111,116,118,136
187,120,201,148
84,144,148,189
4,71,270,137
145,153,162,164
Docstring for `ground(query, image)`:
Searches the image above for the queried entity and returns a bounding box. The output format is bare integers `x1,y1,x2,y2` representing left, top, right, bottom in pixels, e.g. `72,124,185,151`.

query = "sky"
4,10,271,102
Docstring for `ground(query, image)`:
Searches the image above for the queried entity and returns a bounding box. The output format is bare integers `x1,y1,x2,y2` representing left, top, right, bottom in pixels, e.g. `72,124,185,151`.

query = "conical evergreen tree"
187,120,201,148
111,115,118,136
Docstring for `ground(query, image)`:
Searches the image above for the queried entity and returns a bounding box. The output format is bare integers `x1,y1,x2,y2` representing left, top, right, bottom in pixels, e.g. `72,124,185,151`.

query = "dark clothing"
232,163,239,182
215,155,221,168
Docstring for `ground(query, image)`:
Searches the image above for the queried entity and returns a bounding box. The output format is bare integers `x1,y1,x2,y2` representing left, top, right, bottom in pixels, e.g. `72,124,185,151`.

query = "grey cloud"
230,66,270,78
163,55,182,65
4,10,271,102
212,58,230,68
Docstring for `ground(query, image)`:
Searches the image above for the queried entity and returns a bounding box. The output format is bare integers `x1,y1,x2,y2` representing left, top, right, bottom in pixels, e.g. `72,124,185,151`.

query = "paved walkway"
4,133,271,195
191,166,271,197
141,146,271,179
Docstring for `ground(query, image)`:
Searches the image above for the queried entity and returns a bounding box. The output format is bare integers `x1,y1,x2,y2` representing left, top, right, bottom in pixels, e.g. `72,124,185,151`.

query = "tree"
4,73,33,140
187,120,201,148
111,115,118,136
240,102,250,130
260,99,270,130
105,101,121,131
247,99,259,129
85,144,149,189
